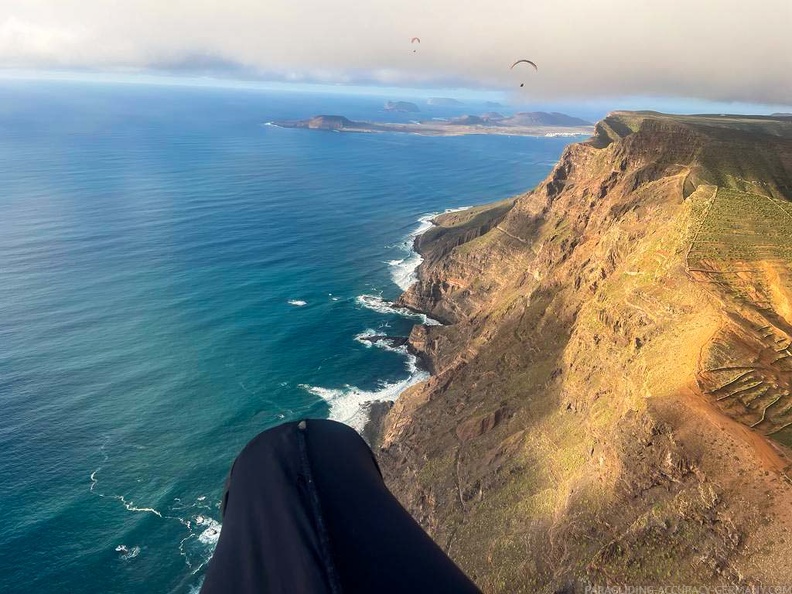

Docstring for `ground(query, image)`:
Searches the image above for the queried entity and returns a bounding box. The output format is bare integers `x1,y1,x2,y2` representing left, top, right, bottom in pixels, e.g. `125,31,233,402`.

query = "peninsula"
270,111,594,138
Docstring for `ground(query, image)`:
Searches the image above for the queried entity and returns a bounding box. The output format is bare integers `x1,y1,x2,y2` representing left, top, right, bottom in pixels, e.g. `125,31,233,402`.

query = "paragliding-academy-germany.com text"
584,586,792,594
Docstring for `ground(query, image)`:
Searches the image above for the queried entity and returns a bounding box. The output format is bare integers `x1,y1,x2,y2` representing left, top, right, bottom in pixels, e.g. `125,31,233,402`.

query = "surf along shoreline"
355,207,471,443
355,196,521,443
301,200,518,439
297,201,487,436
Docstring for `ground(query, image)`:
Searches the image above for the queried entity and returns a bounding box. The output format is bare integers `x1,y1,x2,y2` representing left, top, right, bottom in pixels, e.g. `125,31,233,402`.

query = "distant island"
384,101,420,113
446,111,591,127
427,97,464,106
269,111,594,137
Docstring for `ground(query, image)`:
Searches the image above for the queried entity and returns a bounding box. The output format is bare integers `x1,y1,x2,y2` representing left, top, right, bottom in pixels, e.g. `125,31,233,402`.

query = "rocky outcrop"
273,115,358,130
377,112,792,592
384,101,420,112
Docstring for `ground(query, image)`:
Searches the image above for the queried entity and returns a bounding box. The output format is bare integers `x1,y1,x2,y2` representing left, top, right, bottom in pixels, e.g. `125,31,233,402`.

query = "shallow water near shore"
0,79,577,593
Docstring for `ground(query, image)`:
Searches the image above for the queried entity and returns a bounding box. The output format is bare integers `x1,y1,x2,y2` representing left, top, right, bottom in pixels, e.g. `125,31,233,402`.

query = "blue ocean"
0,79,577,593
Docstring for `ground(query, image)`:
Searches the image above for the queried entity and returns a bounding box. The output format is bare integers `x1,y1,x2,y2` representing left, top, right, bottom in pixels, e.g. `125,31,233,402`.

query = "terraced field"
689,188,792,270
688,188,792,445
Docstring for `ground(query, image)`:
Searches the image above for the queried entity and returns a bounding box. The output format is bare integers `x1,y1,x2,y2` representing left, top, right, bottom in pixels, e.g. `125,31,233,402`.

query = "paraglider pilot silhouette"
201,419,481,594
511,59,538,88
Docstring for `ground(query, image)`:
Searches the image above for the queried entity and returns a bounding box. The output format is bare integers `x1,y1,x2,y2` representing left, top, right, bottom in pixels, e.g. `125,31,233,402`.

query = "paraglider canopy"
510,59,537,70
510,59,538,88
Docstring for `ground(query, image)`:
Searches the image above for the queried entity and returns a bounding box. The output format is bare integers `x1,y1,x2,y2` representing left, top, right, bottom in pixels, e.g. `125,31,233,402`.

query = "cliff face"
379,112,792,592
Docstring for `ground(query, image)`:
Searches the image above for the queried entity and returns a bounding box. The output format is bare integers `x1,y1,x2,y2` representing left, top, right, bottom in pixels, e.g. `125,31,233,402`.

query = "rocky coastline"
366,112,792,591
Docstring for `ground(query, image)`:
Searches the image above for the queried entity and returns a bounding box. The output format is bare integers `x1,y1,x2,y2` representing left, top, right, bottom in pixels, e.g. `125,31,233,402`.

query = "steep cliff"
378,112,792,592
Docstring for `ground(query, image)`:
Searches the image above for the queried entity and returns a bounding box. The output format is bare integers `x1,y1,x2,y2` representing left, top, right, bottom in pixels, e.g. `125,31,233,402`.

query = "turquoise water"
0,80,576,593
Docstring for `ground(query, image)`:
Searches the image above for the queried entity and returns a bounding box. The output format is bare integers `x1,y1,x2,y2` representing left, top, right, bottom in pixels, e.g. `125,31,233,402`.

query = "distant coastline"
268,112,594,138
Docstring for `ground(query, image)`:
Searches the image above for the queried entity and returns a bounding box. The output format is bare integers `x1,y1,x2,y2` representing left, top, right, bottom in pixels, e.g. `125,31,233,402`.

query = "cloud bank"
1,0,790,103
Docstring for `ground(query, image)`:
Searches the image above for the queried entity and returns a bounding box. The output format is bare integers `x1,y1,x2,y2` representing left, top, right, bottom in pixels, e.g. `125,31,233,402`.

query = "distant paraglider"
411,37,421,53
510,59,538,87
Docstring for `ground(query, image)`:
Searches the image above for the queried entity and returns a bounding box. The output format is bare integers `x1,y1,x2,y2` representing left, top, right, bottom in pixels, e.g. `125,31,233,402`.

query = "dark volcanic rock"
357,335,409,349
361,400,394,447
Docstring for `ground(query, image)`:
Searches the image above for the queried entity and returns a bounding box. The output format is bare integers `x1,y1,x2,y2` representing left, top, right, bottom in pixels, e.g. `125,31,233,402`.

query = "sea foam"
300,351,428,431
195,515,222,546
92,449,221,576
354,328,400,350
388,207,470,291
302,208,473,430
115,545,141,561
355,294,440,326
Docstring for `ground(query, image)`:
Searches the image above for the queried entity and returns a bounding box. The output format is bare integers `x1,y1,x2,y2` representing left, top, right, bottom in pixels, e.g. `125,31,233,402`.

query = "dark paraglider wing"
510,59,538,70
411,37,421,43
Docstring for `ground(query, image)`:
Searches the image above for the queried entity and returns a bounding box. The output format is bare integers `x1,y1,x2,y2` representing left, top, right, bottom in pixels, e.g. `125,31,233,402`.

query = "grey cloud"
0,0,790,104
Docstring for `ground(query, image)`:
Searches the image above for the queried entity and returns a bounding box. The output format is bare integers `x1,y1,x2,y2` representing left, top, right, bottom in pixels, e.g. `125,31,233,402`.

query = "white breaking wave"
116,545,141,561
299,207,470,433
287,300,307,307
388,207,470,291
353,328,410,354
388,252,424,292
544,131,589,137
355,294,440,326
195,515,222,546
90,440,221,585
354,328,378,348
354,328,393,350
299,352,428,431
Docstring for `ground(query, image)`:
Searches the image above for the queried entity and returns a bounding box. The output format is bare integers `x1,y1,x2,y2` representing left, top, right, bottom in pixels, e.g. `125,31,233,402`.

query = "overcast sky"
1,0,790,104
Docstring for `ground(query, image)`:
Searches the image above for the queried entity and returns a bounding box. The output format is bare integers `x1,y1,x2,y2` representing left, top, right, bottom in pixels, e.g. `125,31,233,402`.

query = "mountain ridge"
375,111,792,592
